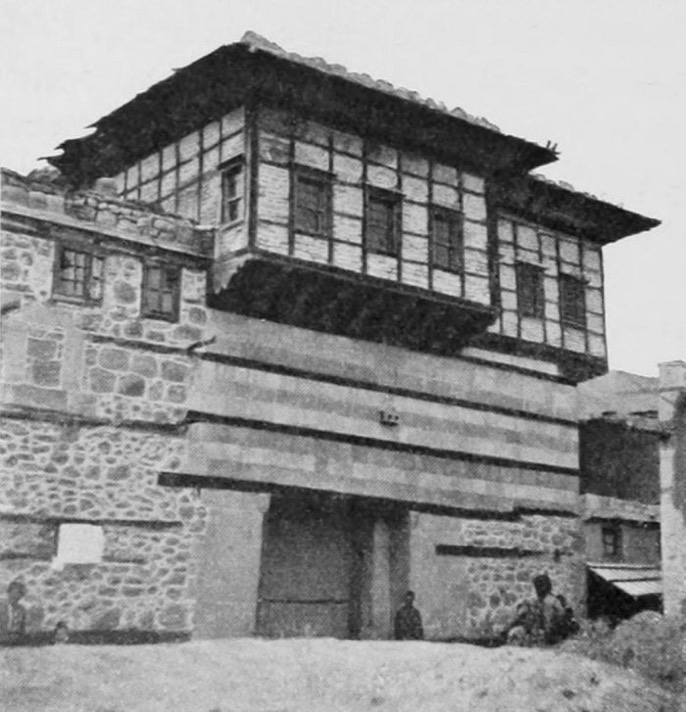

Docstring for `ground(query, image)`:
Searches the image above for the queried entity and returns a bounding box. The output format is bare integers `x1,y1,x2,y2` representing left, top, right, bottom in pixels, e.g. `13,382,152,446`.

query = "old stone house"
0,32,660,641
577,371,663,619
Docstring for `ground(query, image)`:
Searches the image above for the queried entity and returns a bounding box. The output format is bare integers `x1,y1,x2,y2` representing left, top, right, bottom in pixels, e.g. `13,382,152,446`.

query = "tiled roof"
239,31,503,134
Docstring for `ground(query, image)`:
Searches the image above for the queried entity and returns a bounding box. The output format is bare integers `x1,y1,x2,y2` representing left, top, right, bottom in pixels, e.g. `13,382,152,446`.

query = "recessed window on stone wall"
515,261,545,318
559,272,587,328
142,263,181,322
293,165,332,237
431,205,463,273
54,523,104,566
53,243,104,302
221,157,244,224
601,523,622,560
366,186,401,257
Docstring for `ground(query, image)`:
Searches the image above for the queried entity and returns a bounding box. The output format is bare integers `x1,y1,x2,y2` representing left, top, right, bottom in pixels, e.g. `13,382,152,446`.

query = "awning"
588,563,662,598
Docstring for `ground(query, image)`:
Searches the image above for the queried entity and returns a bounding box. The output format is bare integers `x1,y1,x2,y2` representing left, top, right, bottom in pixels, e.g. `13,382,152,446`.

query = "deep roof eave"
50,42,557,183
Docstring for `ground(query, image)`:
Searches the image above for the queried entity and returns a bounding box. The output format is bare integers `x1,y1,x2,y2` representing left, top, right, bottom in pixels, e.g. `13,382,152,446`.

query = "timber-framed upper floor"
38,33,660,382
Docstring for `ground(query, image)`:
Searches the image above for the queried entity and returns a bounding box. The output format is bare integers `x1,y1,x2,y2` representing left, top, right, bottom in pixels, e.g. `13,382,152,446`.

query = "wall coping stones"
1,168,214,258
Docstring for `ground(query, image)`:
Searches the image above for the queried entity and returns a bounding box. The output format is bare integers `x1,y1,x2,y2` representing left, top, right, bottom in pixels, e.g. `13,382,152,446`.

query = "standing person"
0,580,27,644
394,590,424,640
556,594,579,639
531,573,564,645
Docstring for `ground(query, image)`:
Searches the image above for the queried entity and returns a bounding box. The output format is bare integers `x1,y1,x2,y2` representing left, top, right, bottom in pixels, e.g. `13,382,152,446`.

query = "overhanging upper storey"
48,32,557,187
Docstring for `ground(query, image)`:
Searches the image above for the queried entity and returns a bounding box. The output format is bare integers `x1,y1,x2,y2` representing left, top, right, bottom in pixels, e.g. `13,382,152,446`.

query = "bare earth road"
0,639,681,712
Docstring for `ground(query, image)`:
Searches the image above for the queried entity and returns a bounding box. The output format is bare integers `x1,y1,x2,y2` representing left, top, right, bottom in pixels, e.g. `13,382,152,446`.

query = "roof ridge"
238,31,503,134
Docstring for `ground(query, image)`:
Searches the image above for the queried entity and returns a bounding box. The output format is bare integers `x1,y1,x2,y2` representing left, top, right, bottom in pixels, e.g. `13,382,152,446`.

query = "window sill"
219,217,244,229
141,312,179,324
293,228,330,239
51,293,102,307
367,249,399,259
432,265,464,276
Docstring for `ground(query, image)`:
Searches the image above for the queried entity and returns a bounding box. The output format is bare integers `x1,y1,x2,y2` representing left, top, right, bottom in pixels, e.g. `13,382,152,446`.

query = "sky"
1,0,684,377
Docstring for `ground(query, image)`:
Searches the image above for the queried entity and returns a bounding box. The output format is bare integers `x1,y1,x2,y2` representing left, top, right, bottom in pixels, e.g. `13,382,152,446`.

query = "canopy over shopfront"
588,563,662,619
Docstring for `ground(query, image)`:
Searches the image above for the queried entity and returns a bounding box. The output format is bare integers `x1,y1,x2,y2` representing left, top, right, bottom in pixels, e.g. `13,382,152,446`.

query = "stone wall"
0,417,205,635
1,170,588,640
409,511,583,640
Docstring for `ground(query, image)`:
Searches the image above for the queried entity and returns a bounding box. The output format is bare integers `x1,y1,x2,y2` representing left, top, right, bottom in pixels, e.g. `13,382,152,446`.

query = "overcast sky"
2,0,684,377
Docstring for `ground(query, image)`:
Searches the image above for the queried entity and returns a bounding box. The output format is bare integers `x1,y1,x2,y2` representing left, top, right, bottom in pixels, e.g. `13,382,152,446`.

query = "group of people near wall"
2,574,576,646
394,573,579,646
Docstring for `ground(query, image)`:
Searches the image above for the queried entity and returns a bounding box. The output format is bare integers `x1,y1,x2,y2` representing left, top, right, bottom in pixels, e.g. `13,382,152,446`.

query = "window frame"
365,186,401,258
220,156,245,225
141,262,181,322
52,241,105,304
430,205,464,273
515,261,545,319
559,272,587,329
601,523,622,560
292,165,333,238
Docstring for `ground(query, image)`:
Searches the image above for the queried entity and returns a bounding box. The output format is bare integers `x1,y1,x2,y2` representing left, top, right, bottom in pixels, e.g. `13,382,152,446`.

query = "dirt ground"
0,638,681,712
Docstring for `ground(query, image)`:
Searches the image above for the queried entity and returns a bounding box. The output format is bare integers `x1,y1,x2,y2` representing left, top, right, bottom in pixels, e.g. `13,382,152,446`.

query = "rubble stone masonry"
1,169,584,640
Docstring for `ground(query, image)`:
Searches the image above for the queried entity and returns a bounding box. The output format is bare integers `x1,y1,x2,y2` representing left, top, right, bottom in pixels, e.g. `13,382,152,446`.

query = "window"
53,523,104,567
602,524,622,559
54,244,104,302
142,263,181,321
515,262,544,318
221,160,244,224
431,206,463,272
293,168,331,236
559,273,586,328
366,187,401,256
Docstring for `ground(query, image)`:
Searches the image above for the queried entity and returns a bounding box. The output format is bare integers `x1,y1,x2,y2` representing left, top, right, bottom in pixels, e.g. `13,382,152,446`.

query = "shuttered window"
366,187,400,257
142,263,181,321
515,262,544,318
431,206,463,272
560,273,586,328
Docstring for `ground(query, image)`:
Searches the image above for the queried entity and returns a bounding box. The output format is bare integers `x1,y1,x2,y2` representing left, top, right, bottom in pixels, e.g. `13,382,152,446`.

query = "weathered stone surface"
99,348,130,371
27,338,57,360
161,361,188,383
187,307,207,325
89,368,116,393
166,385,186,403
158,603,188,629
113,281,137,304
131,354,158,378
118,374,146,397
32,360,61,387
0,419,205,634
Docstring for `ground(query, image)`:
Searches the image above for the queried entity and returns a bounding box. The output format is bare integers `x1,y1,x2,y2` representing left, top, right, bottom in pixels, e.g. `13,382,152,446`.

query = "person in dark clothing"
556,594,580,639
531,573,564,645
394,590,424,640
0,580,27,645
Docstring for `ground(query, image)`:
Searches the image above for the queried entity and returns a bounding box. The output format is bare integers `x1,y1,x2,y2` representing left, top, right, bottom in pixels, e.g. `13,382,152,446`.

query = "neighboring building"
578,372,663,619
658,361,686,618
0,33,659,641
